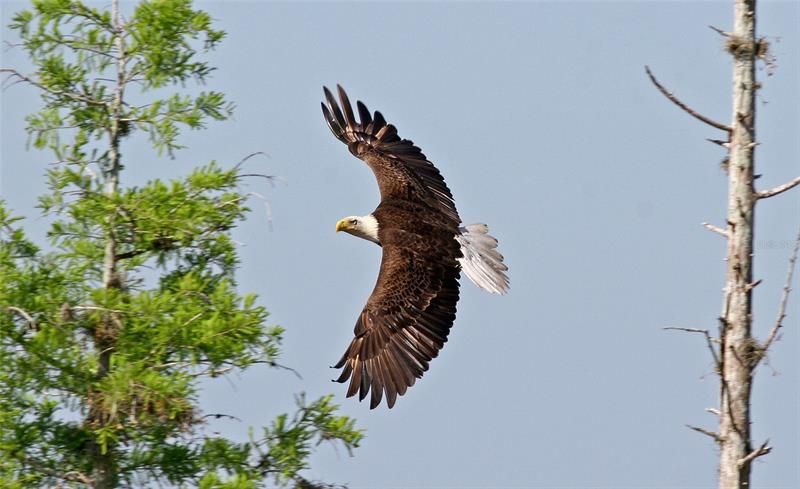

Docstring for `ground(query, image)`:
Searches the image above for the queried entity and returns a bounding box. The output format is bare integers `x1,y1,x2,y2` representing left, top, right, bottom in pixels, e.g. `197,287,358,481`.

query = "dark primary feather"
322,86,464,409
322,85,460,224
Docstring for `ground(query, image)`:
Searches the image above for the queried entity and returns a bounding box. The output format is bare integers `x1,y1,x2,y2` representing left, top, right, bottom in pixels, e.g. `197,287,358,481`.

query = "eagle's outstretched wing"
334,224,461,409
322,86,464,408
321,85,460,224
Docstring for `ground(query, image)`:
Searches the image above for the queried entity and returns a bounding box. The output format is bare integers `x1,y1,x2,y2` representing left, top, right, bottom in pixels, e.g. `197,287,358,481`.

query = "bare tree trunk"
718,1,757,487
648,1,800,487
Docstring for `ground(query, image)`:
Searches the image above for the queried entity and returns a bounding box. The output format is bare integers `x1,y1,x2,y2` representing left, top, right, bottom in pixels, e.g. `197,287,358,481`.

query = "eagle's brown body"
323,86,506,409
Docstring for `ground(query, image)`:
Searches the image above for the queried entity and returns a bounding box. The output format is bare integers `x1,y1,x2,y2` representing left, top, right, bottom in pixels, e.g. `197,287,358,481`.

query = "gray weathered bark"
717,2,757,487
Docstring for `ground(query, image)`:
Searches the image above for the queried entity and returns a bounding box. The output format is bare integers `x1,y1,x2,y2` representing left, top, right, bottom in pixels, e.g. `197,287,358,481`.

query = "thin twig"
202,413,242,422
686,424,722,443
664,326,710,334
738,439,771,467
238,173,280,183
248,191,274,231
758,226,800,364
3,40,23,51
756,175,800,199
0,68,107,106
705,407,721,416
709,25,731,37
664,326,721,368
702,222,729,238
706,138,731,148
270,361,303,380
7,306,38,331
54,38,119,60
233,151,269,171
644,66,732,132
745,279,762,292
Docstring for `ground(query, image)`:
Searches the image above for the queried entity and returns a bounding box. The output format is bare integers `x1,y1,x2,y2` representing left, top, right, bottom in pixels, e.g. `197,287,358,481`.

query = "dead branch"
644,66,732,132
738,439,771,467
687,424,722,443
709,25,732,37
269,361,303,380
745,279,762,291
664,326,721,368
756,175,800,199
233,151,269,171
706,407,721,416
664,326,711,335
702,222,729,238
758,226,800,364
238,173,280,183
247,191,274,231
706,138,731,148
7,306,38,331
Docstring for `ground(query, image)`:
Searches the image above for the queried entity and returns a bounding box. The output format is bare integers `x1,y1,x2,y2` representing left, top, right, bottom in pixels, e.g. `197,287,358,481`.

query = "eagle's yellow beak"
336,219,349,233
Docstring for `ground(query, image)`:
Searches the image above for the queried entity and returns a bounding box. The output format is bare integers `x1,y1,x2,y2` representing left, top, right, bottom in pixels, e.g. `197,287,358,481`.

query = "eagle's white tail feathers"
456,224,509,295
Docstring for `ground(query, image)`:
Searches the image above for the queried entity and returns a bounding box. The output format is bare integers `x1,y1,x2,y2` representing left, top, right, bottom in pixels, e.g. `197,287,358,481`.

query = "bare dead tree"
647,1,800,488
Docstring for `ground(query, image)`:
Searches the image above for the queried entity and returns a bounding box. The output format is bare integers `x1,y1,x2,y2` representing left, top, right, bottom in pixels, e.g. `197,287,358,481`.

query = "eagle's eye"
350,218,358,225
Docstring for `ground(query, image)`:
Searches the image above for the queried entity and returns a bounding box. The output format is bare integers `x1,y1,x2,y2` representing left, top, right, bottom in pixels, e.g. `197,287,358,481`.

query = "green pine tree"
0,1,362,487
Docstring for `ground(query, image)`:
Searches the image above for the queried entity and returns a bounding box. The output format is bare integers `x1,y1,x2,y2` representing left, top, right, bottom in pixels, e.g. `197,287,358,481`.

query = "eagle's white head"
336,214,380,245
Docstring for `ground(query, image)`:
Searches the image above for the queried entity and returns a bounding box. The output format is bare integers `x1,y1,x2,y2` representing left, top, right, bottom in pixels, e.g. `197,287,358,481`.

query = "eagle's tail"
456,224,509,295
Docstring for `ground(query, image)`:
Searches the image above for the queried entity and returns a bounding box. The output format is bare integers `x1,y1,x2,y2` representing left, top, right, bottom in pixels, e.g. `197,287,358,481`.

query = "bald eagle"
322,86,509,409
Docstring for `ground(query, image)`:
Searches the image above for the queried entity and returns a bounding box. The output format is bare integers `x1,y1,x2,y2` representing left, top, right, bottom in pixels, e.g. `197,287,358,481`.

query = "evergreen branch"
66,2,116,32
41,35,118,59
72,305,126,314
0,68,108,107
16,454,93,486
4,325,84,384
2,2,362,485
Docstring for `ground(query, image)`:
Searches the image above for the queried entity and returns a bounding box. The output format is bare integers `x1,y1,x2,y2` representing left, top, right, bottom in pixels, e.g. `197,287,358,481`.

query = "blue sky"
2,1,799,488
